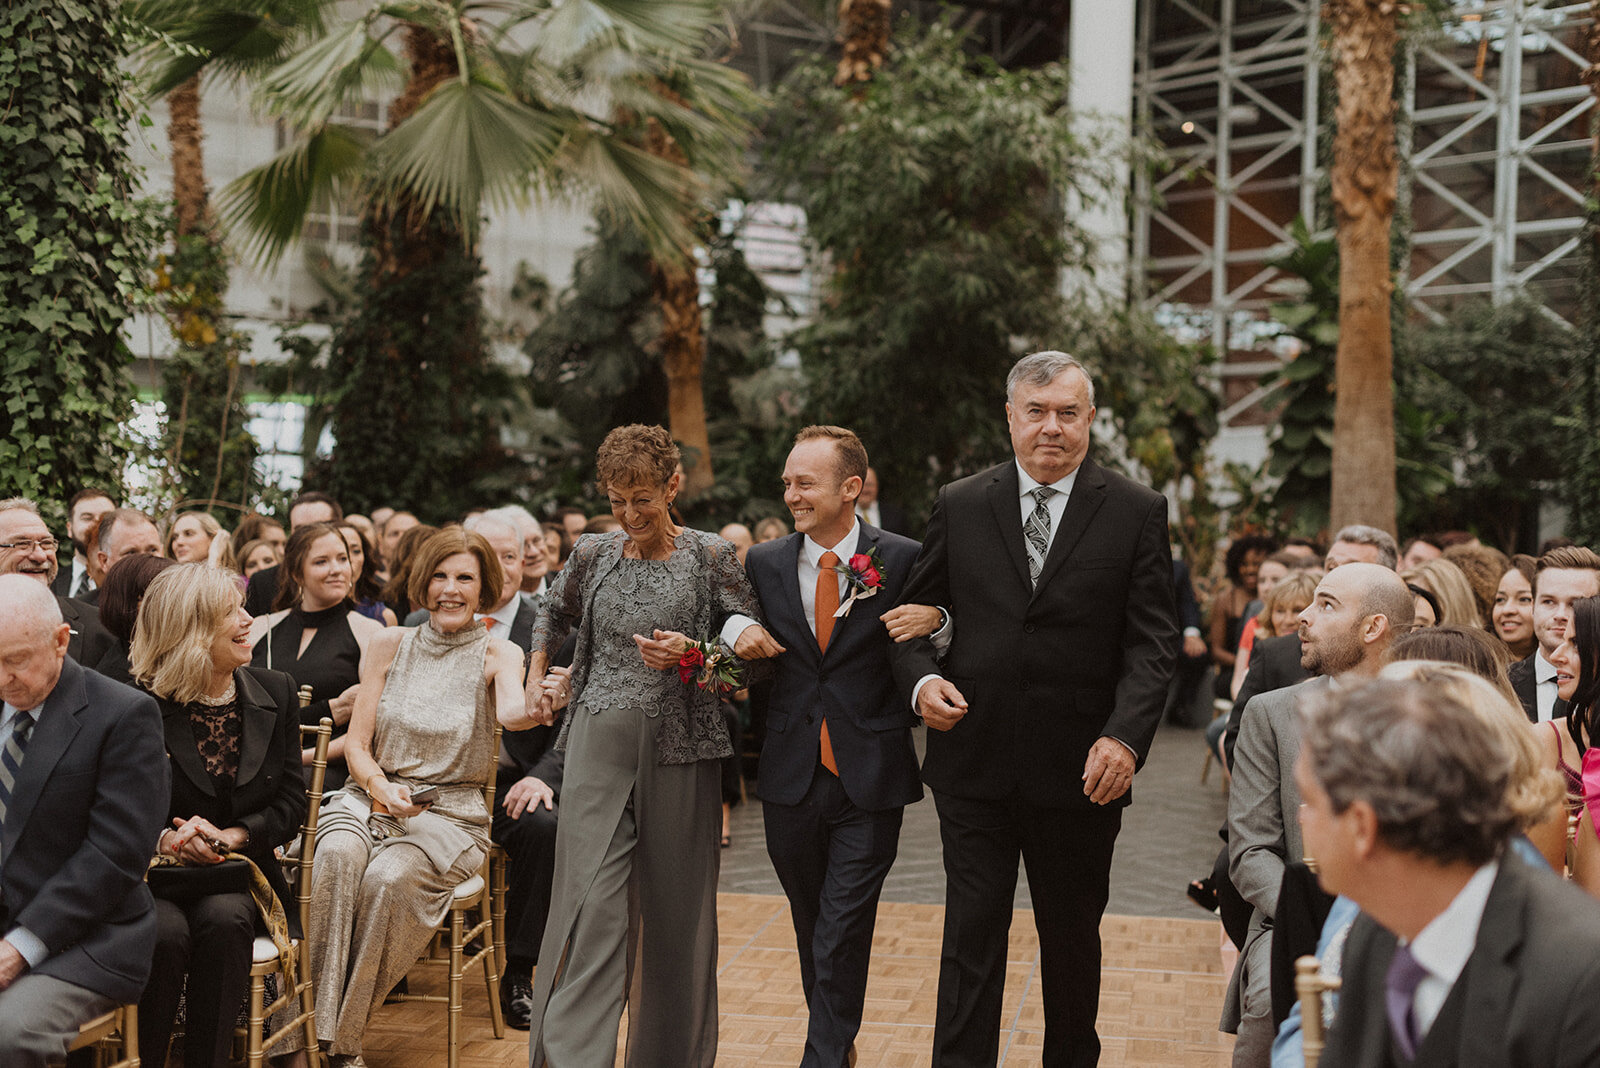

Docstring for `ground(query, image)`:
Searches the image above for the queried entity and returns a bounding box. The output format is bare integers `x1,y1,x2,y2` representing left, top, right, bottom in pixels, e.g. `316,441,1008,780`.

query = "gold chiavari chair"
1296,954,1342,1068
69,1004,139,1067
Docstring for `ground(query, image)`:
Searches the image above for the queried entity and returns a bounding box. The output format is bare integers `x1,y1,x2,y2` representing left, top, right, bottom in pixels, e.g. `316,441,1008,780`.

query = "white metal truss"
1132,0,1596,430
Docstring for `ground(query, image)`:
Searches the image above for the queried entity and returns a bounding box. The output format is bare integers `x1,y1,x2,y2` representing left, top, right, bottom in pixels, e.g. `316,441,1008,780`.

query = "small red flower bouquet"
678,637,741,695
830,547,887,618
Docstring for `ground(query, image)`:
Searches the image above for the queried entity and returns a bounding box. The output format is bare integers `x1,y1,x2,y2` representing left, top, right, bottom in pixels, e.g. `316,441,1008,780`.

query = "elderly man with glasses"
0,499,117,672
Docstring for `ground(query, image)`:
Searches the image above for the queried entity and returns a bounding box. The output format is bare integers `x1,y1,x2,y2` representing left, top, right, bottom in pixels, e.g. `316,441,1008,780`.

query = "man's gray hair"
0,498,42,517
1005,351,1096,406
464,511,522,544
1332,524,1399,570
1299,677,1522,866
0,572,64,637
484,505,542,543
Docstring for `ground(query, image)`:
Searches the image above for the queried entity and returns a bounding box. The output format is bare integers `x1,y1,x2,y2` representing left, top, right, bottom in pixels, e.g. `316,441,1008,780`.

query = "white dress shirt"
1536,651,1559,722
1,700,49,967
69,556,92,598
1015,460,1078,545
1402,861,1498,1043
477,598,520,638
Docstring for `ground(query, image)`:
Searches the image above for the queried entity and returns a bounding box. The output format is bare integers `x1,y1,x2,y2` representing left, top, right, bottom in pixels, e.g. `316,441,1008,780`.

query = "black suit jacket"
1224,632,1311,770
498,597,573,796
745,524,924,812
50,566,73,599
244,564,280,616
1323,852,1600,1067
891,458,1178,807
58,593,116,674
155,666,307,916
1507,653,1564,724
0,659,168,1003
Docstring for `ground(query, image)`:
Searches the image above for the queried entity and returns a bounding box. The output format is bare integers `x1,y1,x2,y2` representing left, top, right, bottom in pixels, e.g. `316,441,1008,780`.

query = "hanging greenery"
0,0,160,528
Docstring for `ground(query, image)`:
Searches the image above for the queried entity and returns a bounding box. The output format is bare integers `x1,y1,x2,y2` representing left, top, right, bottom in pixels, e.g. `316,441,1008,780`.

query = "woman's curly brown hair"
596,425,680,493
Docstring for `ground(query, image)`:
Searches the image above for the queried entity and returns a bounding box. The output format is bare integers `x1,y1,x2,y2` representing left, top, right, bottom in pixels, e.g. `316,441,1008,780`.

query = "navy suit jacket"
745,524,924,812
0,658,168,1003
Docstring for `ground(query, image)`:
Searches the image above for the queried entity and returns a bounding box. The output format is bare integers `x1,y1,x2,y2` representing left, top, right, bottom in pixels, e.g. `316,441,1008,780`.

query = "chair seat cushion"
451,874,485,903
252,937,282,965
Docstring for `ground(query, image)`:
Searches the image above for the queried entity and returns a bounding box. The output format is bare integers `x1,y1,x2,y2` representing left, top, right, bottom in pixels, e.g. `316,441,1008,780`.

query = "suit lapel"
1032,459,1108,596
164,698,217,798
3,659,87,859
985,464,1032,590
1453,860,1525,1068
233,669,278,789
773,534,820,663
823,524,882,659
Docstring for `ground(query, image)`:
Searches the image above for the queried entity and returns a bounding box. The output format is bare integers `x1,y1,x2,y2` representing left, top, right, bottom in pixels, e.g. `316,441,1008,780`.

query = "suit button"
1025,624,1036,634
818,673,828,685
1021,681,1032,693
805,714,815,724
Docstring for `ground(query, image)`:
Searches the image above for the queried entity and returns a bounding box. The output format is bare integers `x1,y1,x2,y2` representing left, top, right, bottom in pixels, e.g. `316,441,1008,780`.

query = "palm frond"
219,123,371,265
552,130,701,263
366,77,567,229
512,0,719,66
255,16,403,129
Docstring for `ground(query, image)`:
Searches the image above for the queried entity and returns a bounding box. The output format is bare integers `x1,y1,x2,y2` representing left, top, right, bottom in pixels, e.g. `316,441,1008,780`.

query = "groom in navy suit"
726,426,936,1068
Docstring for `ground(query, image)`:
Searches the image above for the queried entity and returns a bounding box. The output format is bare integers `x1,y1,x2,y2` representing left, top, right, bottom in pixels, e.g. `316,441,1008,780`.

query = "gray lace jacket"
533,527,762,765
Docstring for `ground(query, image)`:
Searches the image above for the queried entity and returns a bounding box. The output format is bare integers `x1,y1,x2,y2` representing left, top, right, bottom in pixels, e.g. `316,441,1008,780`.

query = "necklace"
198,678,237,706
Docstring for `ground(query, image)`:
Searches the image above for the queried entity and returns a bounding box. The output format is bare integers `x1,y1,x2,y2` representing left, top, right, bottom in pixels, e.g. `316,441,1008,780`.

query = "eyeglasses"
0,538,59,554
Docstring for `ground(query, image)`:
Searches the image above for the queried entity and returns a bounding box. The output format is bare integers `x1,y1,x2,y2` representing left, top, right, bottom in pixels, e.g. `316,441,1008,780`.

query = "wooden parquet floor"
356,892,1233,1067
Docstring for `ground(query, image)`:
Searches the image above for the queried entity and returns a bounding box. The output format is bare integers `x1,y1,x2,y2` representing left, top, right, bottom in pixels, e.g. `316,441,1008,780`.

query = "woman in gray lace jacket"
524,424,782,1068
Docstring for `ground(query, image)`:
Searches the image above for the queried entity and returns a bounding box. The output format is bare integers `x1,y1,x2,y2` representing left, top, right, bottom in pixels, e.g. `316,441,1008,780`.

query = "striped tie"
1024,487,1057,586
0,708,36,829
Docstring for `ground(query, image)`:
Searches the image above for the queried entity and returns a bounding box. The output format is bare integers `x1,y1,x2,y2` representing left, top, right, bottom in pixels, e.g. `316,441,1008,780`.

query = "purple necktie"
1385,942,1429,1060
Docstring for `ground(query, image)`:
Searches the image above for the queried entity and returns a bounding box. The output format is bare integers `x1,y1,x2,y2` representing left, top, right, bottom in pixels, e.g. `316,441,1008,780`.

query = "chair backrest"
1295,954,1342,1068
292,686,333,938
479,718,502,877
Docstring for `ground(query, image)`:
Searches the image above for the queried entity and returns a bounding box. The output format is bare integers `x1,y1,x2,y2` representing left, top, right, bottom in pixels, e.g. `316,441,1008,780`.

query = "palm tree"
1326,0,1399,534
216,0,752,510
835,0,890,88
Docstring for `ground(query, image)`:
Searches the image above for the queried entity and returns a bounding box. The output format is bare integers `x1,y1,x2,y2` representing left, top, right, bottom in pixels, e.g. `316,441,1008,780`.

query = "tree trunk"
835,0,891,88
1326,0,1399,535
167,74,208,235
641,89,715,499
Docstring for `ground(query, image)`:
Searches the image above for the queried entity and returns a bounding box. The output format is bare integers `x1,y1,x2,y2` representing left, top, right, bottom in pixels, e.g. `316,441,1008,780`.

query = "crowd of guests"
1189,523,1600,1067
5,350,1600,1068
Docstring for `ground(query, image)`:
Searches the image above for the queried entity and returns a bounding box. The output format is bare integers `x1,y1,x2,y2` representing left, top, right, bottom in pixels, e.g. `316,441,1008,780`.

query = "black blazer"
1323,852,1600,1067
58,593,116,673
1507,653,1565,724
890,458,1178,808
745,524,924,812
244,564,280,616
498,597,573,796
154,666,307,917
0,659,168,1003
1224,632,1312,769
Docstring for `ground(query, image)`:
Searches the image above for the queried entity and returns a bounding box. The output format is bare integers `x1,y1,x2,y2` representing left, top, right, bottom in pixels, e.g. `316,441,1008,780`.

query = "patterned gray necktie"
0,708,36,829
1024,486,1057,586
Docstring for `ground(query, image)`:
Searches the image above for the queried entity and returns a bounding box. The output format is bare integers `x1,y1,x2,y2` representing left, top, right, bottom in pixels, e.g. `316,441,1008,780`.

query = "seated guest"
53,487,116,599
96,554,178,688
0,576,167,1067
129,565,306,1067
245,493,343,616
1443,542,1512,627
231,513,286,566
1539,594,1600,872
1306,675,1599,1067
581,514,621,535
249,523,385,789
307,528,537,1064
87,508,165,606
1229,570,1318,701
752,515,788,543
485,506,550,600
1400,557,1479,629
1492,554,1538,661
1209,535,1278,700
0,497,116,670
542,523,572,576
238,537,282,578
335,520,398,625
166,510,236,570
554,506,587,543
1509,546,1600,723
1399,535,1443,570
379,522,438,620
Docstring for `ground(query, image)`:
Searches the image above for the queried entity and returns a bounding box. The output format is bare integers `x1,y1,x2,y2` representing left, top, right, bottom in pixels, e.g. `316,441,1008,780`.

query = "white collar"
477,598,520,630
804,518,861,569
1404,861,1498,988
1015,460,1079,501
1536,650,1557,684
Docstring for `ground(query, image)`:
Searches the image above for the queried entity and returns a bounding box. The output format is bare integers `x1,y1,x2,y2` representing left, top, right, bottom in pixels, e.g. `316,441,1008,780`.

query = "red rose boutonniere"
830,547,887,618
678,637,741,695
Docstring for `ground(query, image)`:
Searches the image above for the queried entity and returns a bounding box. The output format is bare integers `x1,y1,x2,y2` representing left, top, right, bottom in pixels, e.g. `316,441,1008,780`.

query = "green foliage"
152,224,261,513
306,207,521,519
1570,212,1600,547
760,19,1105,522
519,213,796,523
1399,293,1577,551
0,0,160,529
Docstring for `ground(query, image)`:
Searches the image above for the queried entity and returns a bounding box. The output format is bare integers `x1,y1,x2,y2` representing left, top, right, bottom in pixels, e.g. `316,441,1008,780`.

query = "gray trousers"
0,972,116,1067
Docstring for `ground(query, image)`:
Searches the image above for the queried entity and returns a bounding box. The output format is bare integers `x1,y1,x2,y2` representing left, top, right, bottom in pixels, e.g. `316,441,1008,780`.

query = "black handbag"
147,858,254,904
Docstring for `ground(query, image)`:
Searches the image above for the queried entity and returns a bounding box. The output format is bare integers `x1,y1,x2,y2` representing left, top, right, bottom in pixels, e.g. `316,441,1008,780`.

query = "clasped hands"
162,815,247,865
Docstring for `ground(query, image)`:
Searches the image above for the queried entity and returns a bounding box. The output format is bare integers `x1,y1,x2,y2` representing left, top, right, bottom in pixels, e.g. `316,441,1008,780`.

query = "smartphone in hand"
408,783,440,806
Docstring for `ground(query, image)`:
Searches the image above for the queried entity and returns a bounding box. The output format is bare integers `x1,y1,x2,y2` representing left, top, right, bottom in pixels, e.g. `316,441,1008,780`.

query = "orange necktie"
816,551,840,776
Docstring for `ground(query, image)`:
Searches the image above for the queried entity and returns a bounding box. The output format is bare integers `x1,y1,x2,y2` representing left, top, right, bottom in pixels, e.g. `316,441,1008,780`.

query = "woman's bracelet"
366,771,387,795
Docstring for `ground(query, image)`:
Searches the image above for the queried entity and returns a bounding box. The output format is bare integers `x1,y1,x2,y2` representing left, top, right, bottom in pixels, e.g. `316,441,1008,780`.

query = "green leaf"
219,122,370,264
255,15,400,130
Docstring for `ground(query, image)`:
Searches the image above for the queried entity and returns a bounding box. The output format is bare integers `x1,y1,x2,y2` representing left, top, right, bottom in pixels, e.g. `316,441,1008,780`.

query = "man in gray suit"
1306,676,1600,1067
1221,562,1414,1065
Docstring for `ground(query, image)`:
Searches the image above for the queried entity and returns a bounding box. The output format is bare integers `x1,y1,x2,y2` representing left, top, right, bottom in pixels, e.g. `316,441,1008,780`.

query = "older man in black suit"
725,426,935,1067
1304,675,1600,1067
0,498,116,672
892,351,1178,1067
0,575,168,1066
